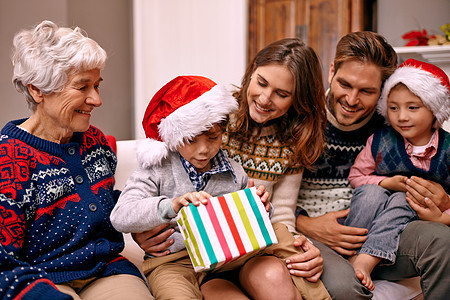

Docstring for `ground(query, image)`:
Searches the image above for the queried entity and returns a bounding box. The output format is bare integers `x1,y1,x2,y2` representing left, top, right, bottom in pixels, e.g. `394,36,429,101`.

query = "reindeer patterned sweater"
0,119,141,300
297,107,387,217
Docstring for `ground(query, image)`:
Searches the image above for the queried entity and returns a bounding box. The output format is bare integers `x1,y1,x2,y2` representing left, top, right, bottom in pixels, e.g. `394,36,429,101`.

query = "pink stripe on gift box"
218,195,247,256
205,199,233,262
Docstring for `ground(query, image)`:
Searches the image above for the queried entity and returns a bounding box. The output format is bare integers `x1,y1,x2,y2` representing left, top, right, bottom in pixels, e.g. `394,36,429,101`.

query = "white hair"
11,20,107,111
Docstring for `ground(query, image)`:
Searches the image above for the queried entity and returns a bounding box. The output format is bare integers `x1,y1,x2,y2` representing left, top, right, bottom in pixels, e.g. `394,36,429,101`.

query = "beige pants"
144,223,330,300
56,274,153,300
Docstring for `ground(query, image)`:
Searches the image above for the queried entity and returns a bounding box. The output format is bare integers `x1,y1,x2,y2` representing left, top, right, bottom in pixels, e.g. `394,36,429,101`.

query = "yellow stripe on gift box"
227,191,260,252
177,187,278,272
179,209,203,268
243,188,277,245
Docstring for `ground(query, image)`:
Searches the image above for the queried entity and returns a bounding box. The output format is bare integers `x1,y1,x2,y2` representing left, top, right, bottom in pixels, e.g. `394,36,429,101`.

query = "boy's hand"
172,191,211,213
379,175,408,192
248,179,270,211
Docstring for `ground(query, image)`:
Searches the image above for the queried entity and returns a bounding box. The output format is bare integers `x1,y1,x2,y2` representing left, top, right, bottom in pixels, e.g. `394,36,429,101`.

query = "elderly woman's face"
246,64,294,125
40,69,102,138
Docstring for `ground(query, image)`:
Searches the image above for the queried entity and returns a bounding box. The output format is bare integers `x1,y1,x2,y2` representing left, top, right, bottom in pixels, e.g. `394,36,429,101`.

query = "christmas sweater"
297,107,387,217
222,124,302,232
372,127,450,194
0,119,141,300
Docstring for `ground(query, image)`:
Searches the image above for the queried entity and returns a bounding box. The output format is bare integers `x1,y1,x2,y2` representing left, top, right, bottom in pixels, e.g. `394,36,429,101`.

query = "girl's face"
387,84,435,146
247,64,294,125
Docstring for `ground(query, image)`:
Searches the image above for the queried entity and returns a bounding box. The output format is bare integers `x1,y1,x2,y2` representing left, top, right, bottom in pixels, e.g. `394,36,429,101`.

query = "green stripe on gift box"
190,203,218,269
244,188,273,246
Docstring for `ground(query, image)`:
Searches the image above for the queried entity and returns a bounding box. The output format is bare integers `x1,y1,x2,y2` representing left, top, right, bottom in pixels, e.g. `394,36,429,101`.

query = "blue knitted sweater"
0,119,141,299
371,127,450,194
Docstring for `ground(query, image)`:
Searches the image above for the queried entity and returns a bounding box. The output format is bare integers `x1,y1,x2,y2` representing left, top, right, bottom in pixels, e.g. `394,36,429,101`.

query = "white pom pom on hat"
137,75,238,167
377,58,450,127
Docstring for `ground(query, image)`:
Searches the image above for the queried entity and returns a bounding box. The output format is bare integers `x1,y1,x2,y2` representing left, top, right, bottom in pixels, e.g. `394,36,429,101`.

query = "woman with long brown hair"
133,38,328,299
200,37,327,299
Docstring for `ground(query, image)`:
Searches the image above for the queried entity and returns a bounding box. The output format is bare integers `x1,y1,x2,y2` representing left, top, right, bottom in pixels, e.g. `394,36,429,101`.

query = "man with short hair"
296,31,450,299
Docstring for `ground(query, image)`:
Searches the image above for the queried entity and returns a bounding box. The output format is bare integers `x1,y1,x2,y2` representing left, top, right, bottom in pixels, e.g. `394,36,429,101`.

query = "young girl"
345,59,450,290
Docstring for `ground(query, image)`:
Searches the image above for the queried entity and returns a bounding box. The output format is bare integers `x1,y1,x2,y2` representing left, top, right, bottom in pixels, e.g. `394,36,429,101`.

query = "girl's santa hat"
138,75,238,167
378,58,450,127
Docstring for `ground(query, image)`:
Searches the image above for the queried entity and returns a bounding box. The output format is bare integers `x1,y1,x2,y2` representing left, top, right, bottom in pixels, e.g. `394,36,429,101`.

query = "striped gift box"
177,187,278,272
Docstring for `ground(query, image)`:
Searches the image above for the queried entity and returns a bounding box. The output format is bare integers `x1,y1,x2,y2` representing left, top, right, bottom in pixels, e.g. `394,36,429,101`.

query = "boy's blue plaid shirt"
179,149,237,191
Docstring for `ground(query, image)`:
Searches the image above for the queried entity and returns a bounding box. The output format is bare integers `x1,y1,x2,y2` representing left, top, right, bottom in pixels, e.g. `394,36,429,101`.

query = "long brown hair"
230,38,326,170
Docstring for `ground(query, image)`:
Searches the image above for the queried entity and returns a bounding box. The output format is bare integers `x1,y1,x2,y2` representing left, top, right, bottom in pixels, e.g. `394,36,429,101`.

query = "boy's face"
177,123,223,173
328,60,382,126
387,84,435,146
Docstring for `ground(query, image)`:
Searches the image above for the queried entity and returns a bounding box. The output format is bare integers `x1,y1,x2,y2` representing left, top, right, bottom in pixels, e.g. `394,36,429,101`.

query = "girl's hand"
407,195,450,225
172,191,211,213
248,179,270,211
405,176,450,211
379,175,408,192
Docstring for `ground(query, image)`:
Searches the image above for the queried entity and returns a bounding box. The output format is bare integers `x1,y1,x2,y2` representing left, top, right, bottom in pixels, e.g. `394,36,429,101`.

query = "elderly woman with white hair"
0,20,152,299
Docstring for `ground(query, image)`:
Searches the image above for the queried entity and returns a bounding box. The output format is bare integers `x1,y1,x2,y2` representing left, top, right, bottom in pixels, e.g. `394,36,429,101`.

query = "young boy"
110,76,329,299
344,59,450,290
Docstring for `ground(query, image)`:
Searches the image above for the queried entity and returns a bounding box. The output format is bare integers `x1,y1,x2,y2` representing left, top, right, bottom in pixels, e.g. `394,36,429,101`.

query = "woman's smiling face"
35,69,103,143
247,64,294,125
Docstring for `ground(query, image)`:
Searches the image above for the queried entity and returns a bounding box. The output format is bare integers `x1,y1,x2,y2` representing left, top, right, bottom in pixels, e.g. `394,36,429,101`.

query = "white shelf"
394,45,450,64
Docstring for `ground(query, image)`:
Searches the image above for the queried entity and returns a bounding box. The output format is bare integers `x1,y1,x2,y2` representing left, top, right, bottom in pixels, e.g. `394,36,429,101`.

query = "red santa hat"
137,75,238,167
378,58,450,127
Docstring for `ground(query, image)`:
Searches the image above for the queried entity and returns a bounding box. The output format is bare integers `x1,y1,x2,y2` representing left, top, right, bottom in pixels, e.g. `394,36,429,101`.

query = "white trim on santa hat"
159,84,238,150
137,84,238,167
378,65,450,127
136,138,169,168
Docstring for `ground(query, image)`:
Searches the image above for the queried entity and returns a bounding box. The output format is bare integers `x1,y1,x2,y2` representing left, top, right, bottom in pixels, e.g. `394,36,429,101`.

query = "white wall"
0,0,133,139
133,0,247,139
377,0,450,132
377,0,450,47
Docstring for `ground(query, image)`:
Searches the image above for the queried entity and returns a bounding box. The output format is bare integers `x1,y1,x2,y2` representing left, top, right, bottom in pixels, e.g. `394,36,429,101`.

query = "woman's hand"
172,191,211,213
405,176,450,211
285,235,323,282
248,179,270,211
132,224,174,256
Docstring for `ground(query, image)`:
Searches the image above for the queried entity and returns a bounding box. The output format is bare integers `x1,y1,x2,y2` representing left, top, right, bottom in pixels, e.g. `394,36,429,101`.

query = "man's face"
328,60,383,126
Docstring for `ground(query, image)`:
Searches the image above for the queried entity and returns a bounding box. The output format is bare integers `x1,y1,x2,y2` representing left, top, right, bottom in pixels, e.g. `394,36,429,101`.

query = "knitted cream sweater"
222,124,302,232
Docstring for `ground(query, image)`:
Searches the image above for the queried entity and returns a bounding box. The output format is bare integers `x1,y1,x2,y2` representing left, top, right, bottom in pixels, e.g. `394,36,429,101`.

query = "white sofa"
113,139,423,300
